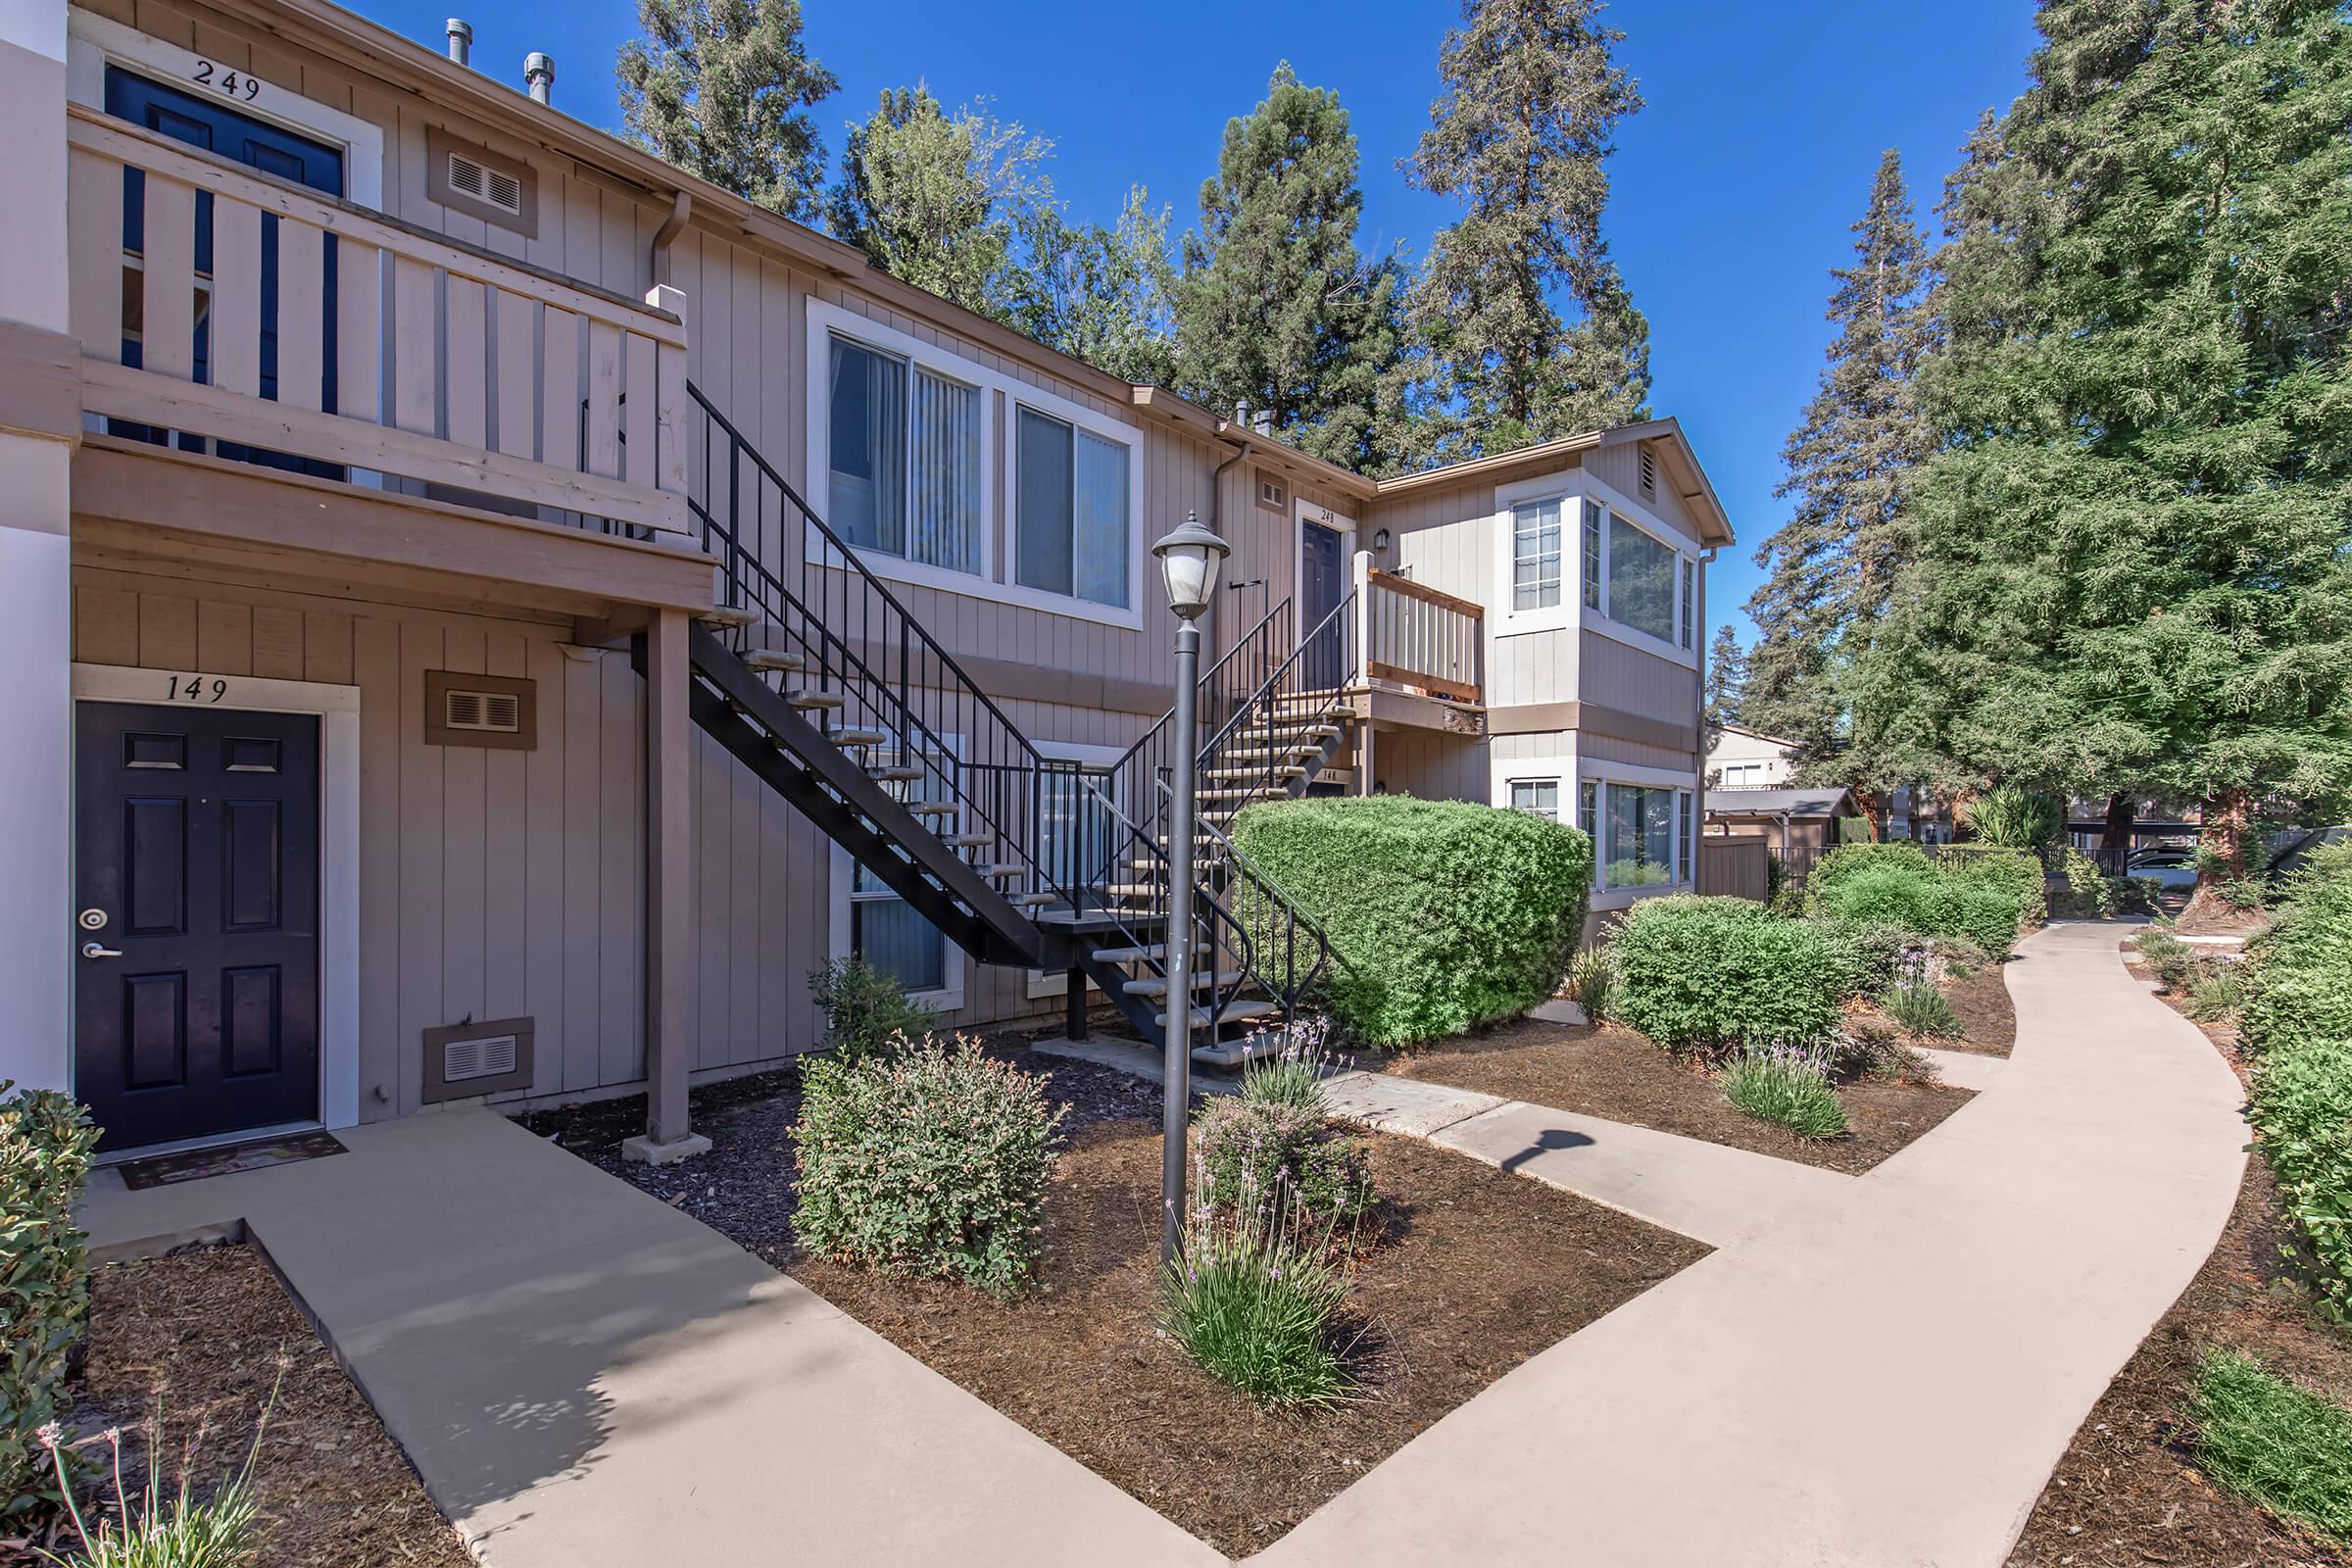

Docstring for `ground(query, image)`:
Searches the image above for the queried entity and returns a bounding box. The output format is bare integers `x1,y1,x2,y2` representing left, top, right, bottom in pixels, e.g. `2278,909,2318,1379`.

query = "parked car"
2130,851,2200,892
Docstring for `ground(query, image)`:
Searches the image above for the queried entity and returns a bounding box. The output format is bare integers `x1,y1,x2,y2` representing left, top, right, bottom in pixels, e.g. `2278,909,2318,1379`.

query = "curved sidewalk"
1254,920,2249,1568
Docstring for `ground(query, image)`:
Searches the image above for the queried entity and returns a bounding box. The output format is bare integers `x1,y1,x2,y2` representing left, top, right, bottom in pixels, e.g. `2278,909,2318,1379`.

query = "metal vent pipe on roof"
445,18,471,65
524,52,554,105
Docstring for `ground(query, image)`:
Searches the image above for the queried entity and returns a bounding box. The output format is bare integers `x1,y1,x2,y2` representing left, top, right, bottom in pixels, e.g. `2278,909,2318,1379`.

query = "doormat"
117,1130,348,1191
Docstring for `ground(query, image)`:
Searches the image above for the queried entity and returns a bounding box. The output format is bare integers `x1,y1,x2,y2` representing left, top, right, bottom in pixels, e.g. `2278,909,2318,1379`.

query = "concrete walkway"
80,1112,1218,1568
1255,920,2248,1568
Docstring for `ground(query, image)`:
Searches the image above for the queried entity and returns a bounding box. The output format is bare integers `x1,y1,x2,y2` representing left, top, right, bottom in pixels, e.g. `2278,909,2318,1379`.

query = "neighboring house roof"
1710,722,1802,750
224,0,1735,537
1706,787,1856,818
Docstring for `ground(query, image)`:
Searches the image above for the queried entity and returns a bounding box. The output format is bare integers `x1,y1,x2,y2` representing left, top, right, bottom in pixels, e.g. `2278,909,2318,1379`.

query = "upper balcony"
64,104,695,564
1348,551,1486,729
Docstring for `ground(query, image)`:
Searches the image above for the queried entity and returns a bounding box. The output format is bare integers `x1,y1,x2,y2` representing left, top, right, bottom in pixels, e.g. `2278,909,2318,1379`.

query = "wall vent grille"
1639,446,1656,495
442,688,522,734
442,1032,519,1083
446,150,523,217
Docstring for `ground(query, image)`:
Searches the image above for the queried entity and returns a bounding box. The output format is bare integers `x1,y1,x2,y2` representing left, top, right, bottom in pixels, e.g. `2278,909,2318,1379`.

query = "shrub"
1193,1095,1374,1221
1817,918,1912,1001
1721,1045,1849,1139
1962,784,2063,852
1230,796,1593,1048
1162,1171,1353,1410
2051,847,2114,918
1942,847,2048,928
1815,862,2026,957
2136,930,2201,992
1882,966,1962,1039
2242,846,2352,1055
1566,945,1617,1023
2192,1349,2352,1543
1611,896,1845,1057
2250,1036,2352,1320
1,1086,97,1524
807,956,941,1066
1807,839,1938,901
791,1035,1063,1293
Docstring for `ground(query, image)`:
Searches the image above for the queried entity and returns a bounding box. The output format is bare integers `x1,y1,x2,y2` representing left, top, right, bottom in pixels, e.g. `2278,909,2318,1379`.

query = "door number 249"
191,60,263,101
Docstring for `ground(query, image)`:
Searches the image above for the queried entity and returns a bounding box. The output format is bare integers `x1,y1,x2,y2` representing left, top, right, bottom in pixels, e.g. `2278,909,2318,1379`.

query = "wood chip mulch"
1386,1015,1974,1175
34,1245,469,1568
1934,958,2020,1055
521,1039,1706,1556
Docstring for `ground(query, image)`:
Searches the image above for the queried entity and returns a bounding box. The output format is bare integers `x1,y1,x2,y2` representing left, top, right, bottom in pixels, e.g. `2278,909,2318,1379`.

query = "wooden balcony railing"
1352,553,1484,705
65,105,688,535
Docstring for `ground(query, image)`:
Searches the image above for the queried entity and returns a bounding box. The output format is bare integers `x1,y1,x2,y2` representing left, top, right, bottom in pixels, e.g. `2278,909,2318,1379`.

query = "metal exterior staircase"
676,382,1345,1065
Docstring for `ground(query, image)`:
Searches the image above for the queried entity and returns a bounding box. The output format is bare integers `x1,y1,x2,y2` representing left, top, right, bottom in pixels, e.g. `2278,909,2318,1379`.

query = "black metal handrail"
685,382,1069,909
1194,800,1340,1015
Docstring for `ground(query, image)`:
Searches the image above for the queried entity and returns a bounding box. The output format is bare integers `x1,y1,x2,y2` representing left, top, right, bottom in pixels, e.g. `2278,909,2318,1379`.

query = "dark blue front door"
105,68,345,460
1300,520,1347,690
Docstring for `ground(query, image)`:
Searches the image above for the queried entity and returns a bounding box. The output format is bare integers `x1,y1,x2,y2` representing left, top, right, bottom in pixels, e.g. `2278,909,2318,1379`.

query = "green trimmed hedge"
1808,842,2029,956
1230,796,1592,1049
2243,843,2352,1056
1939,845,2048,927
1611,895,1846,1056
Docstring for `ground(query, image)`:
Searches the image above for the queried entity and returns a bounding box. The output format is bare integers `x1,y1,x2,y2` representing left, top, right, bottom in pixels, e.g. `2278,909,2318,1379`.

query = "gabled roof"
1371,418,1735,549
1705,787,1856,818
1711,722,1802,749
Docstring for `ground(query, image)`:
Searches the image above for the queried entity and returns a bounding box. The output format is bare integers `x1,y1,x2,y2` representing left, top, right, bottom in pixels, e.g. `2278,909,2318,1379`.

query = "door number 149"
166,675,229,704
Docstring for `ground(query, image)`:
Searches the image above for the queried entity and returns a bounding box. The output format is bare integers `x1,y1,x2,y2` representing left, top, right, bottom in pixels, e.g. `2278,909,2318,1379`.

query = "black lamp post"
1151,511,1229,1270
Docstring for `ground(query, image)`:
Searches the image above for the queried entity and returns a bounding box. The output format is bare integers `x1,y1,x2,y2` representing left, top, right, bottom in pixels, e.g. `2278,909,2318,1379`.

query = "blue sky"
380,0,2039,648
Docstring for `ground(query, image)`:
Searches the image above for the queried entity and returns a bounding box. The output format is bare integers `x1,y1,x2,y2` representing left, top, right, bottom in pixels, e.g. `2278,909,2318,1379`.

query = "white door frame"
1294,497,1356,652
70,663,362,1134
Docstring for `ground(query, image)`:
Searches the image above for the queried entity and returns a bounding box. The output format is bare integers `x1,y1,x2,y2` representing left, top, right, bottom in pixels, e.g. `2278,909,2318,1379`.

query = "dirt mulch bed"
39,1245,468,1568
1935,959,2019,1055
796,1121,1703,1556
521,1049,1706,1557
1385,1016,1974,1176
2007,1153,2352,1567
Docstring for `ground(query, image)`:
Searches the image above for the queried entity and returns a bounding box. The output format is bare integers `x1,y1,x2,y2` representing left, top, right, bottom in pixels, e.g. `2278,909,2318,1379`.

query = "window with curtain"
827,333,982,575
1607,514,1678,642
1508,779,1560,820
1604,782,1677,890
1015,407,1131,610
1512,500,1562,611
1582,499,1604,610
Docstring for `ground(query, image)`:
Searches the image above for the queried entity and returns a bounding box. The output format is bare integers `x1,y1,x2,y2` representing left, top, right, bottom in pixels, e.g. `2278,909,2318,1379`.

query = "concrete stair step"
831,728,887,748
867,764,922,782
742,649,804,673
786,691,846,711
1006,891,1057,907
1091,942,1209,965
1156,999,1281,1030
1124,971,1228,999
698,604,760,629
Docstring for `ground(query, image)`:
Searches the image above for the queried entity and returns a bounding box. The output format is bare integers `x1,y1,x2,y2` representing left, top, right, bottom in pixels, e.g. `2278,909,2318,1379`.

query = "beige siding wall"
1372,731,1488,803
72,563,651,1121
1585,440,1707,547
1581,630,1698,724
1582,732,1696,773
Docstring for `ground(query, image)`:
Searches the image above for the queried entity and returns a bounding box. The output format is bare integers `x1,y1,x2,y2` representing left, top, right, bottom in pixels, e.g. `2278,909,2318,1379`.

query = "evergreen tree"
1860,0,2352,896
1404,0,1649,459
1704,624,1748,730
1017,188,1180,387
616,0,836,221
1171,63,1404,470
827,87,1055,322
1744,150,1936,798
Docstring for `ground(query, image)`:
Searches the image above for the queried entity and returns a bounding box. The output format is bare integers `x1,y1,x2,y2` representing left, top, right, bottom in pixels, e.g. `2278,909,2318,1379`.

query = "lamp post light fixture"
1150,513,1229,1271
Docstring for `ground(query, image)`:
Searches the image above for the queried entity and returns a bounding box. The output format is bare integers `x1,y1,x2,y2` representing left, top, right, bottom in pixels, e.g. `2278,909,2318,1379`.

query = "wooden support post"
1064,968,1089,1041
625,607,707,1163
1357,719,1376,797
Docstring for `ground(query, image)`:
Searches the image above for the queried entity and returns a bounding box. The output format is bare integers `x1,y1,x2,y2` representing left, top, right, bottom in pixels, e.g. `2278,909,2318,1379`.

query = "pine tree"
616,0,836,221
1404,0,1650,459
1171,63,1404,470
1860,0,2352,896
1744,150,1936,798
1017,188,1179,387
1704,625,1748,730
826,87,1055,323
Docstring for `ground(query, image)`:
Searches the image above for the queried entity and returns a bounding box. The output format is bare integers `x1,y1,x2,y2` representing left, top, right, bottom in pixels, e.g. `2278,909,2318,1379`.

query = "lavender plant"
1880,955,1961,1039
1160,1159,1355,1410
34,1375,278,1568
1721,1043,1849,1140
1238,1015,1344,1111
1192,1094,1374,1221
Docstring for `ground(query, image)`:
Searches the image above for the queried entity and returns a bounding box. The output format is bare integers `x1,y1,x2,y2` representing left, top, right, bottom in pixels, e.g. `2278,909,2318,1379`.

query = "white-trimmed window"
1677,789,1694,875
1511,500,1563,612
1582,499,1604,610
1015,406,1131,611
1679,559,1696,650
1606,512,1679,644
832,731,963,1009
827,331,983,576
1602,781,1678,891
1579,780,1600,887
1508,778,1561,820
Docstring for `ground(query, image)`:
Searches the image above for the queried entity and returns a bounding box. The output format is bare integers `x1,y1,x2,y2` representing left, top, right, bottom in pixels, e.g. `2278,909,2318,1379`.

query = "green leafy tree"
1745,150,1936,808
1017,187,1179,387
827,86,1056,322
616,0,836,221
1704,624,1748,730
1403,0,1650,460
1860,0,2352,901
1172,63,1405,470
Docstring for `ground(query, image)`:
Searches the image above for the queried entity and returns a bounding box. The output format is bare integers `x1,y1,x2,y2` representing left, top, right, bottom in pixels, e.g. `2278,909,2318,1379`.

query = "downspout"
1696,544,1717,892
649,189,691,289
1207,433,1251,653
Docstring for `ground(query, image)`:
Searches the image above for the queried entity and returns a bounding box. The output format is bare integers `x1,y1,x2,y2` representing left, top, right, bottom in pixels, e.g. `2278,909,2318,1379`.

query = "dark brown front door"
74,702,321,1150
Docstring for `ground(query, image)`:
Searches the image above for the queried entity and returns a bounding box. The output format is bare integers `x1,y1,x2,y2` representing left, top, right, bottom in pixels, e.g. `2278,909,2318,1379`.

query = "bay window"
827,332,983,576
1015,407,1130,610
1607,513,1678,643
1603,782,1677,890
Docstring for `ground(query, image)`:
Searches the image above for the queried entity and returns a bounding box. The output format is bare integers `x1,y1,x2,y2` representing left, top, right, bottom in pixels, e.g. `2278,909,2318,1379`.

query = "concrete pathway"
80,1112,1218,1568
1914,1043,2008,1092
1254,920,2248,1568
